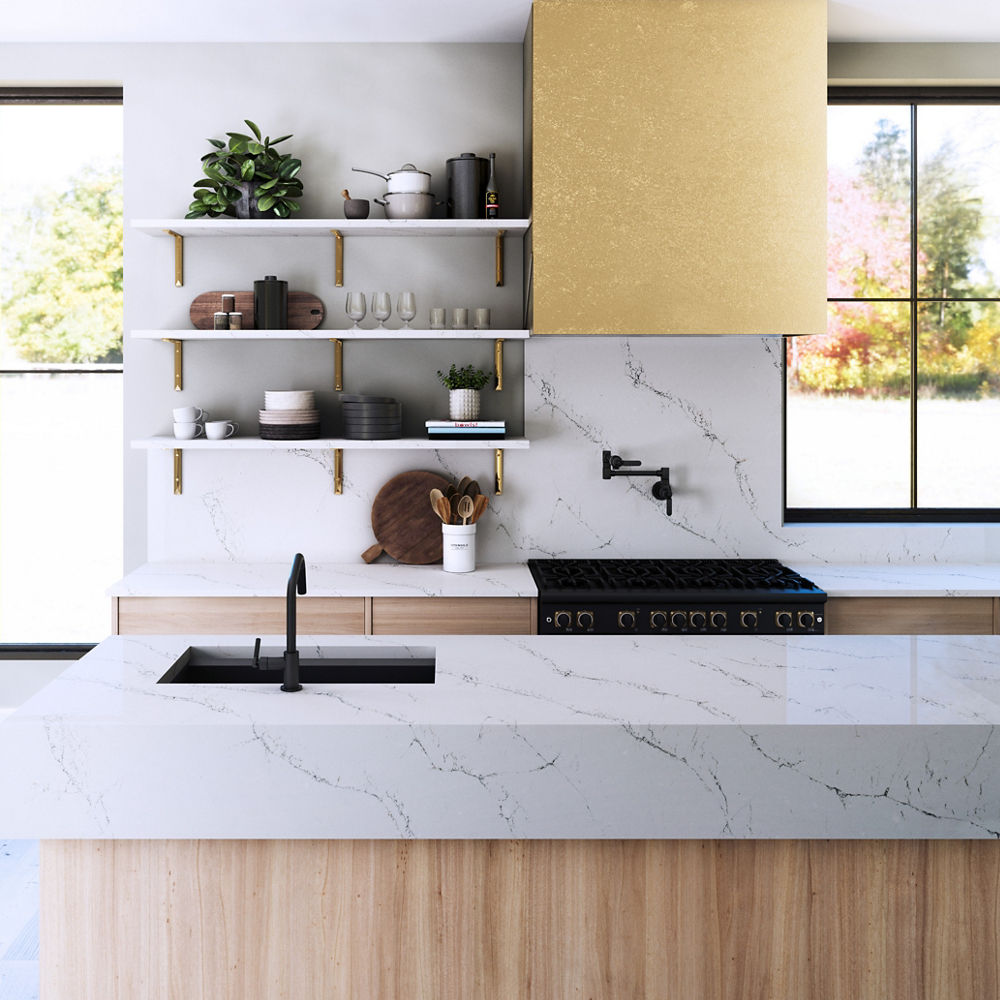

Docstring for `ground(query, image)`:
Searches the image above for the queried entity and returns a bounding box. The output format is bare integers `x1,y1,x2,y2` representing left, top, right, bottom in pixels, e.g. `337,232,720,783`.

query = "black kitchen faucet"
282,553,307,692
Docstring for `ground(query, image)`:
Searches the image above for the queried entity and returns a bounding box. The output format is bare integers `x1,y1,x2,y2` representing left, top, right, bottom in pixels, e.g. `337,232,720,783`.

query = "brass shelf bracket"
165,229,183,287
163,338,183,391
494,338,504,391
495,229,506,287
332,338,343,391
332,229,344,287
173,449,183,495
333,448,344,494
495,448,504,495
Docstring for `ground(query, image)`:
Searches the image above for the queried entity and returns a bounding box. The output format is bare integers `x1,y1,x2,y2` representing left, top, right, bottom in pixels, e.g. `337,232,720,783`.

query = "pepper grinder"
253,274,288,329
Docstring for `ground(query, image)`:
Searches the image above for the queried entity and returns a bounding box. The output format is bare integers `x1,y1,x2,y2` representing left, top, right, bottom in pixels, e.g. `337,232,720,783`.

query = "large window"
0,88,123,641
785,88,1000,521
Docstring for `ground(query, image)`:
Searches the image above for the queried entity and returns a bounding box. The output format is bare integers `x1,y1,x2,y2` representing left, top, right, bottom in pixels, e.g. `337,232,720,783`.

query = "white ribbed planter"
448,389,481,420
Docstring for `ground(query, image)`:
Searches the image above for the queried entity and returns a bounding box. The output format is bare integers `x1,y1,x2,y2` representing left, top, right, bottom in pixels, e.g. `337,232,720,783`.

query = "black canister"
253,275,288,329
446,153,488,219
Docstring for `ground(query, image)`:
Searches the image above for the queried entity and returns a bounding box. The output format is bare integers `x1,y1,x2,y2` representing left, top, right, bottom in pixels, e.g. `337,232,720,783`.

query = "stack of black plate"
341,394,402,440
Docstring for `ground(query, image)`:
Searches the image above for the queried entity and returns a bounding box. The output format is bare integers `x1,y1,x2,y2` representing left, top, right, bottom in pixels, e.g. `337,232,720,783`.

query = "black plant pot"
233,180,265,220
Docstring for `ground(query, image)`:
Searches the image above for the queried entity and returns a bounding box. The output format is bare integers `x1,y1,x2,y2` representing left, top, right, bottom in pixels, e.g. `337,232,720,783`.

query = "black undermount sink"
158,645,436,686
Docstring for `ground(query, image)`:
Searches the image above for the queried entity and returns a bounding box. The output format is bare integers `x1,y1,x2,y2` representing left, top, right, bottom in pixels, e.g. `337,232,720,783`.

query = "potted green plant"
437,363,491,420
186,120,303,219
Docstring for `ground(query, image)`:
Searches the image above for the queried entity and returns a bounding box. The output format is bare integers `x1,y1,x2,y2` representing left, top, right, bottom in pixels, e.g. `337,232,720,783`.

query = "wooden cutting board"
189,291,325,330
362,470,452,564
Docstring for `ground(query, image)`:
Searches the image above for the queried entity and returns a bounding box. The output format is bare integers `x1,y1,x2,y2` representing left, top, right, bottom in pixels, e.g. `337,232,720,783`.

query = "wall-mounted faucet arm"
282,553,307,692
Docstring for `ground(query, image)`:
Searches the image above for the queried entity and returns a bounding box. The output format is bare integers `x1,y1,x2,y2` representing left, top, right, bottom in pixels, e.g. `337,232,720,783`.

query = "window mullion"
910,102,919,510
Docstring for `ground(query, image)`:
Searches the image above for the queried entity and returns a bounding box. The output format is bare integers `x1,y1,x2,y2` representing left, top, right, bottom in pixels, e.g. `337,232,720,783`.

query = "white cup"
205,420,239,440
173,406,206,422
442,523,476,573
173,422,204,440
451,307,469,329
474,307,491,330
429,307,445,330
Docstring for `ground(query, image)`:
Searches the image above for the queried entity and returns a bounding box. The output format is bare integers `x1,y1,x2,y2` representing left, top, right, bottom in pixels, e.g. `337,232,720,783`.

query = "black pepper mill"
253,274,288,329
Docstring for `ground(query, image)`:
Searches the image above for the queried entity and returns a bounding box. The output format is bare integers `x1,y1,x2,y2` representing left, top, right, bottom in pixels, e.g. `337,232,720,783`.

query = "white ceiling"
2,0,1000,45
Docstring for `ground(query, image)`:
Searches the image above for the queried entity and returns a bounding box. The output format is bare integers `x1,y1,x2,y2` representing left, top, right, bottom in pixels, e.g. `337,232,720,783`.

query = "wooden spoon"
436,496,453,525
429,488,445,519
471,494,488,523
457,494,475,525
456,476,472,496
463,479,480,498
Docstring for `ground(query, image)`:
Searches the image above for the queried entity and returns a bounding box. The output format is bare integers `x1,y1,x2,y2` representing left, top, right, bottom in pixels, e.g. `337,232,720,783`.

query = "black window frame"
784,85,1000,524
0,85,122,657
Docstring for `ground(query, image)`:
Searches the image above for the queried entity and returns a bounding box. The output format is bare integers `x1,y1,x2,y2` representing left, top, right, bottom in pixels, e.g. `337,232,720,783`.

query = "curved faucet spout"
282,553,307,692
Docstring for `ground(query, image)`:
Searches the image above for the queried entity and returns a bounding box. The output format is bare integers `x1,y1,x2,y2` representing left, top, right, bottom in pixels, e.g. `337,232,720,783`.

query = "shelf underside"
132,219,530,238
132,329,528,341
133,436,528,450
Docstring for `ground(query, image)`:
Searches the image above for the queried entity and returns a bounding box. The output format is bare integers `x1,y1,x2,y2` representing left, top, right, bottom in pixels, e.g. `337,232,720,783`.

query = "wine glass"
345,292,366,329
397,292,416,329
371,292,391,328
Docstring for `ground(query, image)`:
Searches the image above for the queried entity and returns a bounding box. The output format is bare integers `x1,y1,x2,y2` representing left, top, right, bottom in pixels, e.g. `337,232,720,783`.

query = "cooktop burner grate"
528,558,824,595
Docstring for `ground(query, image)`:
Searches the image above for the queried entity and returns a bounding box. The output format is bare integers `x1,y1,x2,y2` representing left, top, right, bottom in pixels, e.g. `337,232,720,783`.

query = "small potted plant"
437,363,491,420
186,120,303,219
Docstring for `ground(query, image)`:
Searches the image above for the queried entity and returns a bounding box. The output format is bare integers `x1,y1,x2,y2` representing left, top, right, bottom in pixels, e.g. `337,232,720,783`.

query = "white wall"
2,40,997,573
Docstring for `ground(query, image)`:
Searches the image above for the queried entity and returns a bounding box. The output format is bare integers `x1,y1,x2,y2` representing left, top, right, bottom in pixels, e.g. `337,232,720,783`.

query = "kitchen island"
3,632,999,998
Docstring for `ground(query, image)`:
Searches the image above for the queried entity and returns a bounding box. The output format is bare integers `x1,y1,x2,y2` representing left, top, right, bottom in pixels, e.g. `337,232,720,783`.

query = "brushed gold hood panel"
531,0,827,336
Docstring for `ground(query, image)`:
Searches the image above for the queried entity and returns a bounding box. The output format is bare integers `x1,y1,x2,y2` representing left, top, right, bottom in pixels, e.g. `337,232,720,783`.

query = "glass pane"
0,102,122,641
0,104,123,367
828,105,911,298
917,301,1000,506
917,106,1000,300
786,303,911,508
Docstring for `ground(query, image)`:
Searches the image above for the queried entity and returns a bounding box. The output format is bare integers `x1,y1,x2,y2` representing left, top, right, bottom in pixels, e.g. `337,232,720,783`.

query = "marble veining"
1,633,998,839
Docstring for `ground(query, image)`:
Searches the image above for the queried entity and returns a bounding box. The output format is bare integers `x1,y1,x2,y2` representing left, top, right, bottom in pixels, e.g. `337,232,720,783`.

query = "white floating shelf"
132,436,529,451
132,328,529,341
132,219,530,238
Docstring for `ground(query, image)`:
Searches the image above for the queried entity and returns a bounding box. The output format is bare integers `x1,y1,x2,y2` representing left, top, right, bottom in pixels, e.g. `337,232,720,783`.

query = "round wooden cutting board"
362,470,452,564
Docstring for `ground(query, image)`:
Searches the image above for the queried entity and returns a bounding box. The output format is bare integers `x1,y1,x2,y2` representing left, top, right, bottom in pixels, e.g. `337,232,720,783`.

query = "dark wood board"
363,470,452,564
190,291,325,330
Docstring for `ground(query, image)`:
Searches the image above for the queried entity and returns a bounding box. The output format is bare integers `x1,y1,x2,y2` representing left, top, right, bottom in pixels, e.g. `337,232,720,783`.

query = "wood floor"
0,841,39,1000
42,839,1000,1000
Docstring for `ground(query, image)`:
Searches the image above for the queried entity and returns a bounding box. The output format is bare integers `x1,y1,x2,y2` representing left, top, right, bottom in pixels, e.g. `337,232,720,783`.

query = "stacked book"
425,420,506,441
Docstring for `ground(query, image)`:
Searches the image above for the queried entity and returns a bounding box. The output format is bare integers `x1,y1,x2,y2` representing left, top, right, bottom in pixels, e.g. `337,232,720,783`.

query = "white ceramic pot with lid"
352,163,432,194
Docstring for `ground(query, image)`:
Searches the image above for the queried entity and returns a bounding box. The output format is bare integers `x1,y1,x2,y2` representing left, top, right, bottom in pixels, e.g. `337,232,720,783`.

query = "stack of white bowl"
258,390,320,440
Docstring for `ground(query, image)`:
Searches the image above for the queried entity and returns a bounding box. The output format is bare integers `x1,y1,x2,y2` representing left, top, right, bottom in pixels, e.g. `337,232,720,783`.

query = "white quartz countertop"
109,561,1000,599
1,632,998,840
108,562,535,598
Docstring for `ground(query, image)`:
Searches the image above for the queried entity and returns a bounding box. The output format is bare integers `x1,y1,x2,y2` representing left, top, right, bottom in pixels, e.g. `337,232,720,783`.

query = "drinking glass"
397,292,416,328
372,293,391,328
345,292,366,329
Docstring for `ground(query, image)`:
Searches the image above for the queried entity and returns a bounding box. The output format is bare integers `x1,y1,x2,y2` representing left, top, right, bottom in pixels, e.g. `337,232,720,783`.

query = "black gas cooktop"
528,558,826,635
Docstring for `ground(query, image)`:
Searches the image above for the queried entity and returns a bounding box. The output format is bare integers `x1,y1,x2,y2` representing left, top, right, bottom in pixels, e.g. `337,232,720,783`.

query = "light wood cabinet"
529,0,827,336
371,596,535,635
825,597,996,635
115,596,367,635
43,838,1000,1000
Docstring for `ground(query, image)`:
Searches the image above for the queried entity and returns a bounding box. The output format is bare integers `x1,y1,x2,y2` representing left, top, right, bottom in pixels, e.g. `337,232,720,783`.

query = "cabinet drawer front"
824,597,994,635
372,597,532,635
116,597,366,635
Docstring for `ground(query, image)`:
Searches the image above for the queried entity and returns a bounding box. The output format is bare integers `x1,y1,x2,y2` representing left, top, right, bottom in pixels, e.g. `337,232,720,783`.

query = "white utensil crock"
442,523,476,573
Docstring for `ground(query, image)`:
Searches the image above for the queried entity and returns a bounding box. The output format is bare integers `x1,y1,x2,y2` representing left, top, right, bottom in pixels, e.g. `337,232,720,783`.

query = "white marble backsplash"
146,336,995,566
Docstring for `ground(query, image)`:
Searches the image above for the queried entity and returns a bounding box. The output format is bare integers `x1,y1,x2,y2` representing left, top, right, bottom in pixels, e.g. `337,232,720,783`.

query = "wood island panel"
42,839,1000,1000
371,596,534,634
115,596,366,635
824,596,995,635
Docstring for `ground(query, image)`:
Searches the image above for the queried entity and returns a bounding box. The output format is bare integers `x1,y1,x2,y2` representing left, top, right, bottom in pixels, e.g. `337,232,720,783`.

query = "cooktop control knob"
797,611,815,629
740,610,758,630
554,610,572,630
650,610,667,629
618,610,637,630
577,610,595,630
689,611,707,629
776,611,793,629
670,610,688,629
710,611,728,629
